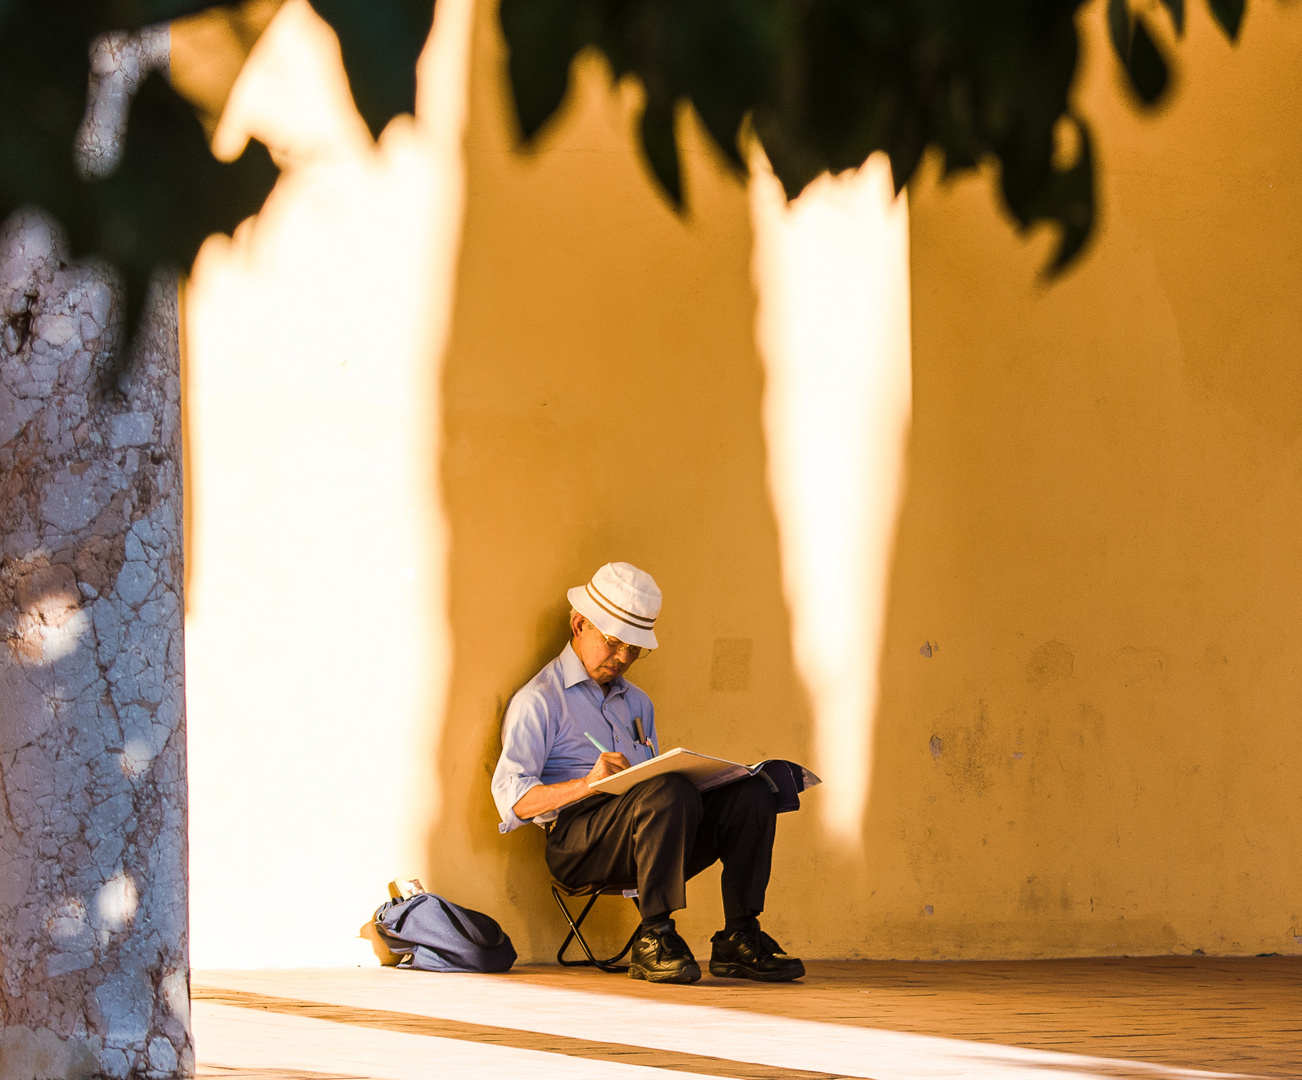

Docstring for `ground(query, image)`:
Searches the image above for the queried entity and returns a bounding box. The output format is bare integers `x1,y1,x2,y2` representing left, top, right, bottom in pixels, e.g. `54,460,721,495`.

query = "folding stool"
550,880,640,972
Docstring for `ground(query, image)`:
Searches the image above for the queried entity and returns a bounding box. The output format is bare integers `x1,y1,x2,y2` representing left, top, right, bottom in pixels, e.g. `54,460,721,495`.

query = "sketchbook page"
585,747,694,795
694,763,754,792
586,747,748,797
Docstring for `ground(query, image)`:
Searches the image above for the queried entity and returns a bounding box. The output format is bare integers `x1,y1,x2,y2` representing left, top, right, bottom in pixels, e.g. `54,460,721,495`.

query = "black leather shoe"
629,924,701,984
709,925,805,982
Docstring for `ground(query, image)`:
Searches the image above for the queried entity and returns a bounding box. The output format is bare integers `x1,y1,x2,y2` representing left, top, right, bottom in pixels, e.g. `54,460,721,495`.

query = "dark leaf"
688,97,748,174
1015,118,1096,275
0,5,97,236
499,0,581,142
1107,0,1131,61
309,0,436,138
1126,16,1170,104
751,109,824,201
1159,0,1186,35
94,0,243,31
667,1,774,174
638,97,682,209
886,111,927,196
93,72,278,348
1207,0,1245,41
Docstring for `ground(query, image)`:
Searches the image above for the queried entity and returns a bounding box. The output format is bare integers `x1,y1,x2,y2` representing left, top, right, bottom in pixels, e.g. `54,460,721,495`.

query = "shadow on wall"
425,0,818,962
859,2,1302,959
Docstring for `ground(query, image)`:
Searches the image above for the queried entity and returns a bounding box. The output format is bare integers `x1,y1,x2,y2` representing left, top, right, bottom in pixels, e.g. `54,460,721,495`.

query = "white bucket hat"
568,562,661,651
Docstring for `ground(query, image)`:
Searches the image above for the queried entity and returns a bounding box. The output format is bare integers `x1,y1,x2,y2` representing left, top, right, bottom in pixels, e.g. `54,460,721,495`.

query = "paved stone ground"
192,957,1301,1080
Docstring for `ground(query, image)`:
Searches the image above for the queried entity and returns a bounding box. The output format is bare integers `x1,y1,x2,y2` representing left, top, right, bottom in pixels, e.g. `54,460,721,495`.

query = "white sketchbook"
587,747,821,810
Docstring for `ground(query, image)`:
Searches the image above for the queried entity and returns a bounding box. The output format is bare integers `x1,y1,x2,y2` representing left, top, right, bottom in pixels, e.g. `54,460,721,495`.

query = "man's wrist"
548,778,589,812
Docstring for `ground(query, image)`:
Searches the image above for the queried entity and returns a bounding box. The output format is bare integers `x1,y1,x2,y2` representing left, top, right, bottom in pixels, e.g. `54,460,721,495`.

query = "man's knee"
723,775,778,819
631,773,702,815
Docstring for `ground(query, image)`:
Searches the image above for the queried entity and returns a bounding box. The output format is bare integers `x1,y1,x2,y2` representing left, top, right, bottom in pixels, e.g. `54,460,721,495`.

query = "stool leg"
609,923,640,965
552,886,604,967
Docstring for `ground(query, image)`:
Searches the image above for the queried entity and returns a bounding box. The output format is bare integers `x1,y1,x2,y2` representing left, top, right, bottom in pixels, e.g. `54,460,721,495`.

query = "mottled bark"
0,28,191,1080
76,29,170,181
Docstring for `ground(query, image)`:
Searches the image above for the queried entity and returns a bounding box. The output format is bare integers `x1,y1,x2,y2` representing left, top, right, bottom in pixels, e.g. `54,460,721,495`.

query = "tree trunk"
0,28,191,1080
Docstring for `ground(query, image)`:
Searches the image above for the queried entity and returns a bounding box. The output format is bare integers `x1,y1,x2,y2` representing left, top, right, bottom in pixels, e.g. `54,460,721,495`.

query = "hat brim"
568,585,658,650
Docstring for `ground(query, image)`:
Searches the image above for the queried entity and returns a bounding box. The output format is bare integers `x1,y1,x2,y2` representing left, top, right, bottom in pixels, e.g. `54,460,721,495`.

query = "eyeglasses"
586,622,646,661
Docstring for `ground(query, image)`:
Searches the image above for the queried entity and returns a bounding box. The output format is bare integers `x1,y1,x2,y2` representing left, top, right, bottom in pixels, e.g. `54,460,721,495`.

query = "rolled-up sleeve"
492,688,552,833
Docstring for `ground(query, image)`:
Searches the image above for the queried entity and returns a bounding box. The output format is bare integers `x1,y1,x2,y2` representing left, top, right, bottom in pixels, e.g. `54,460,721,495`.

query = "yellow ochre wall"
183,0,1302,965
875,6,1302,956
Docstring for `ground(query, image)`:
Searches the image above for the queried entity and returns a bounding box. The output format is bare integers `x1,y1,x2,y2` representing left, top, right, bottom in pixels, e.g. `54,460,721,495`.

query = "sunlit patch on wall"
182,0,474,967
750,150,912,844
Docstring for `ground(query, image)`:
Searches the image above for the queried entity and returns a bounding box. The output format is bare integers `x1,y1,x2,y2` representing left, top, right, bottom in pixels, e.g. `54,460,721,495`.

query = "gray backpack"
373,892,516,973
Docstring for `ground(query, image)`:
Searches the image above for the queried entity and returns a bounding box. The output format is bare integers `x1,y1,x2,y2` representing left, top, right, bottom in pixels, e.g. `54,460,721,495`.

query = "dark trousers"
545,773,778,923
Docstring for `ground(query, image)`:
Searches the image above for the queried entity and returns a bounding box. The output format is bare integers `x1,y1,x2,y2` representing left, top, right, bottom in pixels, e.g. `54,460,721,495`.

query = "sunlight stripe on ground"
195,1002,778,1080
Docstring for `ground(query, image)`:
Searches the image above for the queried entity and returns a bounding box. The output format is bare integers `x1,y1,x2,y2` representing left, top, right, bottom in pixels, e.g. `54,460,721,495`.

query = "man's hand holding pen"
584,731,630,787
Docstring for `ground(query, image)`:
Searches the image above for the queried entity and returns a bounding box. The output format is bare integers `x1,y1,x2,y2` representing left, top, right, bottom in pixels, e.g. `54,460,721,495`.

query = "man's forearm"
512,777,592,821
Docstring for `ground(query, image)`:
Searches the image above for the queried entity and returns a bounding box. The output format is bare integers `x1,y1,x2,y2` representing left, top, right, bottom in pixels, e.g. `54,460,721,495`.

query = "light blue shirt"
492,642,659,833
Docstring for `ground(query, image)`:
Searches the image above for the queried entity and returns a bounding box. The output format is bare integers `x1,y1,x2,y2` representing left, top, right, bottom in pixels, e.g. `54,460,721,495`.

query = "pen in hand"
584,731,630,787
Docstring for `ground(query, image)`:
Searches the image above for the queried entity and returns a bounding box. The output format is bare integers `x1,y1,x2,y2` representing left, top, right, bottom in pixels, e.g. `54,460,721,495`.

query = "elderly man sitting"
491,562,804,984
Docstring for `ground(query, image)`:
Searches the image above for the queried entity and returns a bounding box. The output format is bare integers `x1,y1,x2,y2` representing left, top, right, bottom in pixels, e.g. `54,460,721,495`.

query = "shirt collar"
559,641,627,696
559,642,590,689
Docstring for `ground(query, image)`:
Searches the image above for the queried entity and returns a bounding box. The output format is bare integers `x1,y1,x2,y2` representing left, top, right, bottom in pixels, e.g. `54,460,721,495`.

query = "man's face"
571,614,641,685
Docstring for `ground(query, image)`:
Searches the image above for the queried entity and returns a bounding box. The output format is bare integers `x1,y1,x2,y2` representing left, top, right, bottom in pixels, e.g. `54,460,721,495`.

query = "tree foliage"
501,0,1245,272
0,0,1246,353
0,0,435,349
